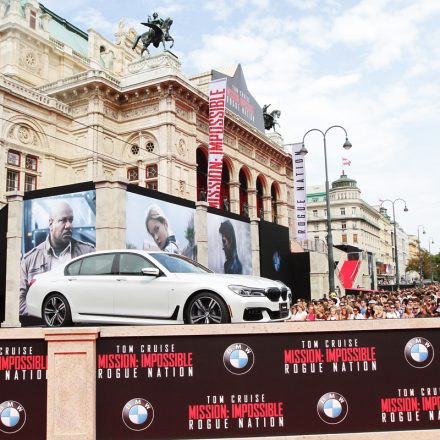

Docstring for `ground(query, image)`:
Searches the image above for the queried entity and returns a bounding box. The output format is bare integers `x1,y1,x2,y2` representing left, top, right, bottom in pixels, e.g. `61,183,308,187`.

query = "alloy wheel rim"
190,297,222,324
44,297,66,326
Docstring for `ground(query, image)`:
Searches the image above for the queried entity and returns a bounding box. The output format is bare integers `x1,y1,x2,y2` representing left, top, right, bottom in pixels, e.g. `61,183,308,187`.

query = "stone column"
94,177,127,250
247,187,257,219
2,192,23,328
137,160,146,186
262,195,272,222
195,201,208,267
250,218,260,276
276,201,288,226
229,181,240,214
45,329,99,440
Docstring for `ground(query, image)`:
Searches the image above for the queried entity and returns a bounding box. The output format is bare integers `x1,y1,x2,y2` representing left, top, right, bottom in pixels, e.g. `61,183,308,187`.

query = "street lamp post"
380,199,408,288
417,225,426,281
428,237,434,282
300,125,352,293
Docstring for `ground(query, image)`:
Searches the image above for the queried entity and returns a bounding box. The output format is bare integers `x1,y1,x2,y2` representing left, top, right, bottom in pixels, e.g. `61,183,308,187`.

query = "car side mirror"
141,267,160,277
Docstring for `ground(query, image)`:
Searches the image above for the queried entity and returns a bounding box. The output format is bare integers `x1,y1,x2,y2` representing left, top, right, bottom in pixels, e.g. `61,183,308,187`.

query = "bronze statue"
263,104,281,132
132,12,174,56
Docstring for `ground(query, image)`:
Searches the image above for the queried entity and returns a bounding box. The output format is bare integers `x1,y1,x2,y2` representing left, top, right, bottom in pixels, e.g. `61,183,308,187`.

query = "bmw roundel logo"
122,398,154,431
317,392,348,424
404,337,434,368
223,343,255,375
273,251,281,272
0,401,26,434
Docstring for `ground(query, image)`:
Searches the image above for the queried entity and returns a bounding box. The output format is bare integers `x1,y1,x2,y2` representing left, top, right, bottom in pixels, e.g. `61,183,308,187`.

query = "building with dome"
307,172,410,289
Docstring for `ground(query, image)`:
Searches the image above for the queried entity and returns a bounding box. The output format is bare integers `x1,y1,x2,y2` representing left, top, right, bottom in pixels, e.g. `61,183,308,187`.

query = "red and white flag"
342,157,351,166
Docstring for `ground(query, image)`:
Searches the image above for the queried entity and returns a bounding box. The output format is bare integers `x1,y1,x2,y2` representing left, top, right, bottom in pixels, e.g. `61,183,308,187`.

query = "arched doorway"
196,148,208,201
239,167,249,217
220,159,231,210
271,182,280,223
256,176,265,219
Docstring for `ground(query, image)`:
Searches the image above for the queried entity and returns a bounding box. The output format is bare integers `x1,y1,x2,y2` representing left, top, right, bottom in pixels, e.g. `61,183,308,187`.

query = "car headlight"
228,285,266,297
276,280,291,292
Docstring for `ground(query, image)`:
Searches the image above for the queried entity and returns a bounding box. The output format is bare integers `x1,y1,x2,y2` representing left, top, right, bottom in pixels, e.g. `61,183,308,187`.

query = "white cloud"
156,0,186,16
203,0,270,21
74,8,117,34
297,16,330,48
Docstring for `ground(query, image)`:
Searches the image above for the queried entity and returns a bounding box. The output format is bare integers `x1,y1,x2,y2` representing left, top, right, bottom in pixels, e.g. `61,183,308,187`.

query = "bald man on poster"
19,201,95,316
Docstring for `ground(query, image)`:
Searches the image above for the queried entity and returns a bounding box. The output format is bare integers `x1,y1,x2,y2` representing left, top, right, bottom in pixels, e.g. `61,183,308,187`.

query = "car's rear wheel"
42,293,72,327
185,292,230,324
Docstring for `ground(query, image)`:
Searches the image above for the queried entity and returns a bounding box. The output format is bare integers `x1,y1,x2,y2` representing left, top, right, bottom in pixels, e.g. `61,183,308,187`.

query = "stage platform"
1,320,440,439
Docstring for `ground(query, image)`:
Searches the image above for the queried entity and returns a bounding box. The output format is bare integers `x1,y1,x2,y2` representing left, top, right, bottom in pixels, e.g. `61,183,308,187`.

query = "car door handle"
68,277,77,281
116,278,127,281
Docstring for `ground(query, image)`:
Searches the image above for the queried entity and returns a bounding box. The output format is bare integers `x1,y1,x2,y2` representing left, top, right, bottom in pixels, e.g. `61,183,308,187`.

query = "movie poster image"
207,213,252,275
20,190,96,323
126,192,196,260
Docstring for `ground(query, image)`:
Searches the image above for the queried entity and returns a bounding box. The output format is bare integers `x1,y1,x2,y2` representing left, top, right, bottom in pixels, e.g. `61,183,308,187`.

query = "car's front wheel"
185,292,230,324
42,293,72,327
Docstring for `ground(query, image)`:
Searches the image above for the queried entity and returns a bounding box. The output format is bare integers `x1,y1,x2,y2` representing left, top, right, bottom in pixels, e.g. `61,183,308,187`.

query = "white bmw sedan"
26,250,291,327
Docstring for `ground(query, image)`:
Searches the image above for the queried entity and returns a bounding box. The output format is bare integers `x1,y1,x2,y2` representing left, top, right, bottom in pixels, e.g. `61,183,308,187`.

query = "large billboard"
207,212,252,275
212,65,265,133
126,190,196,260
96,329,440,439
0,339,47,438
20,187,96,325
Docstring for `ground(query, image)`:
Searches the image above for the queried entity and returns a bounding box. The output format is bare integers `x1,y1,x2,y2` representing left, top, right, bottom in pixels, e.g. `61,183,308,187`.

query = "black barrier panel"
258,220,292,291
0,204,7,322
96,329,440,439
289,252,311,301
0,339,47,439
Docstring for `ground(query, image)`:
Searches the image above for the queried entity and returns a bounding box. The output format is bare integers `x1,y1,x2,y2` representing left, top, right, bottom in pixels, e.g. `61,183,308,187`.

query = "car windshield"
150,253,212,274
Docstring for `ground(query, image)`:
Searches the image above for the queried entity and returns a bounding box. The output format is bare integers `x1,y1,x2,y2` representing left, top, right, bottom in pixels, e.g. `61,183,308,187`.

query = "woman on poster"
145,205,180,254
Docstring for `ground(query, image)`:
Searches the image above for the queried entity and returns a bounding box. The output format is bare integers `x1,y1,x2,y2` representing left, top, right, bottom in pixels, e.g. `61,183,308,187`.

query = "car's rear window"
65,259,82,276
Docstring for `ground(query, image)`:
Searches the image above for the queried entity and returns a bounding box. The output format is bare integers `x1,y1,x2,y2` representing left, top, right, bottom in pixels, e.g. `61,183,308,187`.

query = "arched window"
256,176,264,219
271,182,280,223
239,168,249,217
220,160,230,211
196,148,208,201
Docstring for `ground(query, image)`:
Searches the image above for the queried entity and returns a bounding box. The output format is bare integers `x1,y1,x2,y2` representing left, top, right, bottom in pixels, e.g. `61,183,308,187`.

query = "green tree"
432,253,440,282
406,250,432,279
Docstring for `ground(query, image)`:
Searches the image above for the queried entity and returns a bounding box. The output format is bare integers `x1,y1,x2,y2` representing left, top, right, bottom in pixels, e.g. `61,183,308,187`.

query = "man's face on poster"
49,202,74,248
222,234,232,256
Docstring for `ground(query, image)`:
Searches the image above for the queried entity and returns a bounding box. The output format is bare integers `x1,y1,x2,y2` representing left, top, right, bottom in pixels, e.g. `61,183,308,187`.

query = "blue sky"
42,0,440,254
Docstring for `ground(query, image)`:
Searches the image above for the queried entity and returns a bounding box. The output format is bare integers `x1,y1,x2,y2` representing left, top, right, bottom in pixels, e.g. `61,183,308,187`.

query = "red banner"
207,78,227,208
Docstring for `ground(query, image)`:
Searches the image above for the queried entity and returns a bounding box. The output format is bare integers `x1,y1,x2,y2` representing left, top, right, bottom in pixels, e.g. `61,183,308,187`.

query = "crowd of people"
289,284,440,321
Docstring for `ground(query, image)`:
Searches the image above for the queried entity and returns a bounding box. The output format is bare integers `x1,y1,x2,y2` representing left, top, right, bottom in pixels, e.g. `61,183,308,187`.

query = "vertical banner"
207,78,227,208
290,143,308,242
0,339,47,438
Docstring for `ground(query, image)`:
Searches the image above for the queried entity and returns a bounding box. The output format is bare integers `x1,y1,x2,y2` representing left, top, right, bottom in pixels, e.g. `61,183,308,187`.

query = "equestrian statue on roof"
263,104,281,132
132,12,175,57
